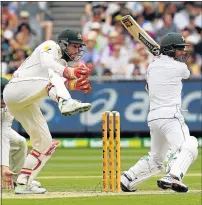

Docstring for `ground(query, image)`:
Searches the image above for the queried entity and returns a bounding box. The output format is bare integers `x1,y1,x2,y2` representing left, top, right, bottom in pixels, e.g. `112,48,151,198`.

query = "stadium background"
1,1,202,148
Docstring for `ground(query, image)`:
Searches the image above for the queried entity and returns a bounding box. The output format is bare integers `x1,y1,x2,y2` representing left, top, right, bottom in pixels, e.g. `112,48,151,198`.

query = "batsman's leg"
157,117,198,192
121,120,168,192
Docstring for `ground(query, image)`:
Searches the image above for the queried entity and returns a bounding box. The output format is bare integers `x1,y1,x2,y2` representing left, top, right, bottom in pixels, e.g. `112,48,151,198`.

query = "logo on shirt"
43,45,51,52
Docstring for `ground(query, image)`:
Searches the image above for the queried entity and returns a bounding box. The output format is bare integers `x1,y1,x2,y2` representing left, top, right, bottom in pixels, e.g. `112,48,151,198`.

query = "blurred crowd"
80,2,202,79
1,1,53,76
1,1,201,80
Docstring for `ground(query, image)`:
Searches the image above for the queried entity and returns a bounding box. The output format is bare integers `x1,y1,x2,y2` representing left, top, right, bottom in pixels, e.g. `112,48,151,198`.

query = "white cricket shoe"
58,98,92,116
15,183,46,194
31,180,41,188
157,175,188,192
121,172,136,192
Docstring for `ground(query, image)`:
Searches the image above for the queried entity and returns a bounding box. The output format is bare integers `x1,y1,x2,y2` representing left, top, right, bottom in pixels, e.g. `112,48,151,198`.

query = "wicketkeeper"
3,29,92,194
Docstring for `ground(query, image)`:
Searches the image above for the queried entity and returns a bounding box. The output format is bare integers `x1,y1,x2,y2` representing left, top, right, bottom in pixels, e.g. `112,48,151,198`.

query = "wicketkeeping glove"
64,77,92,94
63,64,91,80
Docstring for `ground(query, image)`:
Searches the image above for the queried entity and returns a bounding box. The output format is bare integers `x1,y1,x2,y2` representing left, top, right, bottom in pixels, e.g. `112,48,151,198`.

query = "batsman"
3,29,92,194
121,32,198,193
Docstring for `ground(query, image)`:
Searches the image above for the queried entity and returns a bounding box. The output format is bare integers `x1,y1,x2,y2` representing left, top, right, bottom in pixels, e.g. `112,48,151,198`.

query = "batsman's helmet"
160,32,190,62
57,29,85,61
1,77,9,96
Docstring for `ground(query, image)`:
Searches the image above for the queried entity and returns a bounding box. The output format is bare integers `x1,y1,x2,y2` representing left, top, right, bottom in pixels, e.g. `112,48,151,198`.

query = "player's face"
175,47,191,63
67,43,84,60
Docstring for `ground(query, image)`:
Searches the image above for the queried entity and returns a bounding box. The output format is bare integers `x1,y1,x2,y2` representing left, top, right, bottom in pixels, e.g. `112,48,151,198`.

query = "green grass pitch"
2,148,201,205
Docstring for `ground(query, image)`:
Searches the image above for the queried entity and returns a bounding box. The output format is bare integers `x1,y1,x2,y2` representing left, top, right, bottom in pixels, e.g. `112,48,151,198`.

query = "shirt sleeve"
179,63,190,79
39,41,66,76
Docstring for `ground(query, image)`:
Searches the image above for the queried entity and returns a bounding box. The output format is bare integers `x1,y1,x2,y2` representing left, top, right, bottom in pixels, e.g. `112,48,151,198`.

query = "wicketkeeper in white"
3,29,93,194
121,32,198,193
1,77,41,190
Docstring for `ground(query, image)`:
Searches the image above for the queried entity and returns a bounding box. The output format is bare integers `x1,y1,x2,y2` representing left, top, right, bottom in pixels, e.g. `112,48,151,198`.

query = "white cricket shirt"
147,54,190,111
11,40,65,82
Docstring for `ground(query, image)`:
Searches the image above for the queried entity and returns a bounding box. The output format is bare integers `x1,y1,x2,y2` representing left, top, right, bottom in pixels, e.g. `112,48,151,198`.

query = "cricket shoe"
31,180,41,188
58,98,92,116
157,175,188,192
15,183,46,194
121,172,136,192
14,180,41,188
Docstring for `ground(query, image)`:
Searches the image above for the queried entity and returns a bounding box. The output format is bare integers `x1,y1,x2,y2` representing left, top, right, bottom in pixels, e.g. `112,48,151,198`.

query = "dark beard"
61,52,71,62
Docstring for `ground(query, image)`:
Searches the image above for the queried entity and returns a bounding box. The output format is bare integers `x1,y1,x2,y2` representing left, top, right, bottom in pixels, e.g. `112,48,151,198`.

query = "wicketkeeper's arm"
39,41,66,76
64,77,92,94
39,41,91,79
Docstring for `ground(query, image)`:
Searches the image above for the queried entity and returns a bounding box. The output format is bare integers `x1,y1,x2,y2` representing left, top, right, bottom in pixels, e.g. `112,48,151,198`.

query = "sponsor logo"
122,17,133,28
139,33,160,56
37,84,201,132
152,47,160,56
43,45,51,52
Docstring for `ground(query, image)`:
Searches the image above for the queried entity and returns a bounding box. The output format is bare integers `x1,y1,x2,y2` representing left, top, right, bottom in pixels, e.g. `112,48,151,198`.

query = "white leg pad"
123,155,164,190
164,149,180,174
28,139,60,184
17,140,60,185
169,136,198,180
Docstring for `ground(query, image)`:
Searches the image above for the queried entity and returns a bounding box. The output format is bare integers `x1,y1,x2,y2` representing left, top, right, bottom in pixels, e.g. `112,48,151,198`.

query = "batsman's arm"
179,63,190,79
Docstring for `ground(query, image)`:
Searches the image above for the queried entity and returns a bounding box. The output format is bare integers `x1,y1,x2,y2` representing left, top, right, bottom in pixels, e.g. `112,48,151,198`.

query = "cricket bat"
121,15,160,56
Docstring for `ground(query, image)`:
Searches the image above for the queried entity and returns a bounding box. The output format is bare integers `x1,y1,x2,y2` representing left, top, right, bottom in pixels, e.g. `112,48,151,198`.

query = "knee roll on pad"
182,136,198,160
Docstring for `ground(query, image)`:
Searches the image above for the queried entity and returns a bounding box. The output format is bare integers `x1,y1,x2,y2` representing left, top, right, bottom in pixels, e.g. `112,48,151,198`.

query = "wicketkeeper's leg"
7,101,54,185
28,139,60,183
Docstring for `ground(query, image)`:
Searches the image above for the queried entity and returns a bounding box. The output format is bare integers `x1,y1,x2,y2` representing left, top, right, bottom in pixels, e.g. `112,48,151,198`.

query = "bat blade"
121,15,160,56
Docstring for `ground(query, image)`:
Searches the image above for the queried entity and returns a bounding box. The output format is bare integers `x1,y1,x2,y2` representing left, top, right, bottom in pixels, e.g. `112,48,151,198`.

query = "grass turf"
2,148,202,205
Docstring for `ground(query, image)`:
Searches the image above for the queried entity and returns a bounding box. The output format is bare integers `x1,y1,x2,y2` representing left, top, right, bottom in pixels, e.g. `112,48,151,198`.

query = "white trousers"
9,129,27,174
3,80,52,153
0,126,27,181
148,106,190,163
